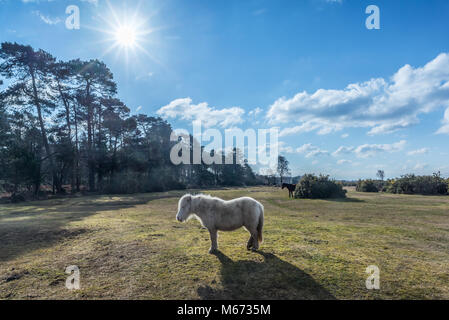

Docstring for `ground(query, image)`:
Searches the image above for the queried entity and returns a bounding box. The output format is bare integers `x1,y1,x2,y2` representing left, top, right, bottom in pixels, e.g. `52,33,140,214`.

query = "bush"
385,172,448,195
294,174,347,199
356,179,380,192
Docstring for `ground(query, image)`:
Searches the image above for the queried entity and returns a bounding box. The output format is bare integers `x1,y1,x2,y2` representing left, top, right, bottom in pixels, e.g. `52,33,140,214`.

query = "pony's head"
281,183,287,189
176,194,193,222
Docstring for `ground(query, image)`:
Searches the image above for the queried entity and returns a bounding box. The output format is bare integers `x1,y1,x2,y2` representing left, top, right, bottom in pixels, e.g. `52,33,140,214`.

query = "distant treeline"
356,172,449,195
0,42,261,200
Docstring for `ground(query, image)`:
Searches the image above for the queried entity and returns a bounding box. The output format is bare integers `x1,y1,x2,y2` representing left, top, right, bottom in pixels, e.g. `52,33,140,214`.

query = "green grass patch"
0,187,448,299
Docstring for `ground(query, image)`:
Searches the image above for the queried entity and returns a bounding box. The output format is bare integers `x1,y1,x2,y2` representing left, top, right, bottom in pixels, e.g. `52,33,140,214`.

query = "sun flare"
90,3,162,67
114,25,137,48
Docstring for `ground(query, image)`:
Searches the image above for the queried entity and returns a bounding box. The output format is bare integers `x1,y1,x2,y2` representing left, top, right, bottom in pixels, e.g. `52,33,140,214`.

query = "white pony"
176,194,264,253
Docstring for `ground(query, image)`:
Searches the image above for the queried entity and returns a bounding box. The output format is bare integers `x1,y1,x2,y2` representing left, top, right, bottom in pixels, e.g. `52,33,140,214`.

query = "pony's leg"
208,228,218,254
246,235,254,250
249,229,259,251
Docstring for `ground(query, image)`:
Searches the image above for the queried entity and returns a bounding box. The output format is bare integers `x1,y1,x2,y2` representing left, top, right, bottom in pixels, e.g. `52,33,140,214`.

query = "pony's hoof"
209,248,218,254
251,247,258,252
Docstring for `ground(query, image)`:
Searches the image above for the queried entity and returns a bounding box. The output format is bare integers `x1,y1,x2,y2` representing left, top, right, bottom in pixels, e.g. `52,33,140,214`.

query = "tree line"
0,42,260,199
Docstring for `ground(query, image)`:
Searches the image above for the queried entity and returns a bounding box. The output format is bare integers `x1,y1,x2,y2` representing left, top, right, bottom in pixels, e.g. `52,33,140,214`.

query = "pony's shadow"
197,251,335,300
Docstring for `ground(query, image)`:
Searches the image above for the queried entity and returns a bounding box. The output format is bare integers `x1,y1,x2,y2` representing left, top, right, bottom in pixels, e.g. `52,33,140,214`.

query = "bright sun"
115,25,137,47
93,4,160,65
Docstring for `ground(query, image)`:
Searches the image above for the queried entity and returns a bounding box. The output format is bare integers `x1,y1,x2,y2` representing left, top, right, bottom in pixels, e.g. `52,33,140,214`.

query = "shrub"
356,179,379,192
385,172,448,195
294,174,347,199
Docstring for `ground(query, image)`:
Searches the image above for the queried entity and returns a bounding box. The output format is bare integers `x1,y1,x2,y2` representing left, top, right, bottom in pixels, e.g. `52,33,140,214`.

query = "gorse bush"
385,172,448,195
356,179,380,193
294,174,347,199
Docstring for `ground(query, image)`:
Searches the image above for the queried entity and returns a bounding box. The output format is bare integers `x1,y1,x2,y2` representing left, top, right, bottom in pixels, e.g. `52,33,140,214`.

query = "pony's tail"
257,204,264,244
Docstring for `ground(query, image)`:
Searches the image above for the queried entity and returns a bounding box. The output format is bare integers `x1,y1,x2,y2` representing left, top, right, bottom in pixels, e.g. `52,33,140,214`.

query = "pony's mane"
181,193,223,200
193,193,222,201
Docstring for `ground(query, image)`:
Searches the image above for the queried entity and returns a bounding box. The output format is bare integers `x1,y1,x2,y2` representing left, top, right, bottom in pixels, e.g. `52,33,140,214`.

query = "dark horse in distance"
282,183,296,198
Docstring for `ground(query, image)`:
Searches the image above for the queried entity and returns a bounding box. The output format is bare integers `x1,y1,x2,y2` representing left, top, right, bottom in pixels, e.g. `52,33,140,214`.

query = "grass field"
0,186,448,300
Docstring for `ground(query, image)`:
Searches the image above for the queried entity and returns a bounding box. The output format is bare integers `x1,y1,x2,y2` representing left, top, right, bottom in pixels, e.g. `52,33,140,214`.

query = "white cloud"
33,10,61,25
402,161,429,171
278,141,294,154
136,106,142,112
414,163,429,170
156,97,245,128
407,148,429,156
136,72,154,81
296,143,329,158
279,121,321,137
332,146,354,157
80,0,98,5
337,159,352,165
248,107,263,117
332,140,406,158
354,140,406,158
267,53,449,136
341,133,349,138
436,107,449,134
279,120,343,137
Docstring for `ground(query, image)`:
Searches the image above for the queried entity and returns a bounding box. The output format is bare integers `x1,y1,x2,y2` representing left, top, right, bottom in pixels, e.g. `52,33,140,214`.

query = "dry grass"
0,187,448,299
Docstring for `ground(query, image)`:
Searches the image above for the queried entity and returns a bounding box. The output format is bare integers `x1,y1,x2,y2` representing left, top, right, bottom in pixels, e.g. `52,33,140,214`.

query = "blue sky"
1,0,449,179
